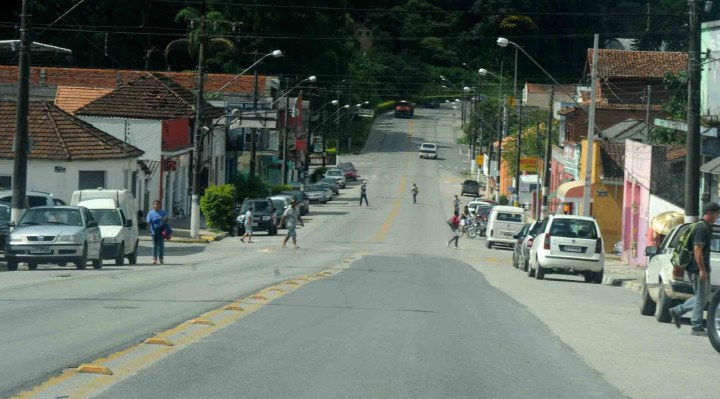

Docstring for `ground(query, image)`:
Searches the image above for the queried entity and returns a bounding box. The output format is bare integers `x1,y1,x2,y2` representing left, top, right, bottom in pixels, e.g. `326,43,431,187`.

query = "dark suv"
236,198,278,236
461,180,480,196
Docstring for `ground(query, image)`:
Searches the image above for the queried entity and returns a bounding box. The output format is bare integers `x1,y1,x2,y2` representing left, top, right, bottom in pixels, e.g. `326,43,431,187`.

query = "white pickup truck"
642,223,720,323
419,142,438,159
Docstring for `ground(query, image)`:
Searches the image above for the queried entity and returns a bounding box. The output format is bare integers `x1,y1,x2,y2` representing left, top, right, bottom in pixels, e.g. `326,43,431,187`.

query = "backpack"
671,222,700,269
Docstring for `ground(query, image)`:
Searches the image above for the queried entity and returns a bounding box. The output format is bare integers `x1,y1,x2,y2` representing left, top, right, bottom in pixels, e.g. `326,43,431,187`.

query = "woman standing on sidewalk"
146,200,167,264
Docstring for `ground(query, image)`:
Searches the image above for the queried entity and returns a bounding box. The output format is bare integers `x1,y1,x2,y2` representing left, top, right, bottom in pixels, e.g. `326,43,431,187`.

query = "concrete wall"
79,117,162,160
0,158,135,204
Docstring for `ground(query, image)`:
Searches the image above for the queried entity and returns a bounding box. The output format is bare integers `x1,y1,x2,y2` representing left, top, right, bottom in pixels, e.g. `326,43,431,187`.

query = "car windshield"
89,209,122,226
271,200,286,210
340,164,355,171
0,205,9,221
549,219,598,239
321,178,336,184
19,208,83,226
326,170,342,176
241,201,269,212
497,212,522,222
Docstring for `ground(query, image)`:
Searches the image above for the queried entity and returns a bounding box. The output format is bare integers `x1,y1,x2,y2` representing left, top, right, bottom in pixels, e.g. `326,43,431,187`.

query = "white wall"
0,158,136,204
649,193,683,219
78,117,162,161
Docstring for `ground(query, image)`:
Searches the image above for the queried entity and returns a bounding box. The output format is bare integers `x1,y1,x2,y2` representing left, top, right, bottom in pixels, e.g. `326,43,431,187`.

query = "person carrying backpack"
669,202,720,336
446,210,461,249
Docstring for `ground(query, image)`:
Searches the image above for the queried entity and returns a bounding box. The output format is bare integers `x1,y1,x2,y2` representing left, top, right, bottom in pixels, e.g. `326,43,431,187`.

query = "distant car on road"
513,220,542,271
419,142,438,159
269,196,291,228
461,180,480,196
281,190,309,215
236,198,278,236
0,190,64,207
486,205,526,249
324,168,347,188
305,184,332,203
394,100,414,118
424,100,440,109
319,178,340,195
338,162,358,181
0,203,10,251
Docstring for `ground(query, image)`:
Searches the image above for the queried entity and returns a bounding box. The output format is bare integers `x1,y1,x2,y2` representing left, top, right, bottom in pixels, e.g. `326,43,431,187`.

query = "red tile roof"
525,83,575,95
0,100,144,160
76,73,223,120
0,65,270,95
54,86,112,114
587,49,687,79
666,146,686,161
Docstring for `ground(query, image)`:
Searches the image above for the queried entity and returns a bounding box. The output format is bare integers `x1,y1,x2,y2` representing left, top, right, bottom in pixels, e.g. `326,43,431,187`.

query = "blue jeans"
152,234,164,260
673,272,711,330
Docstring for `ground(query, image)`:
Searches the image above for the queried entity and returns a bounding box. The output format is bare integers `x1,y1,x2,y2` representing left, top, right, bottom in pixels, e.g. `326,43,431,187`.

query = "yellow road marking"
143,338,175,346
76,365,113,375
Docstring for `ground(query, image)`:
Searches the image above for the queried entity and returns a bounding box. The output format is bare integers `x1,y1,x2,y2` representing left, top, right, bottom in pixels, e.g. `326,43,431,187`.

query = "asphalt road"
2,106,719,399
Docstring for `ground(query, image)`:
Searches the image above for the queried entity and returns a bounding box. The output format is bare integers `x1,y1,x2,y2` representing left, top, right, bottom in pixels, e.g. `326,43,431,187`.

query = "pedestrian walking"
411,184,419,204
146,200,167,264
359,181,369,206
279,200,304,249
447,210,461,249
669,202,720,335
452,195,461,213
240,206,254,243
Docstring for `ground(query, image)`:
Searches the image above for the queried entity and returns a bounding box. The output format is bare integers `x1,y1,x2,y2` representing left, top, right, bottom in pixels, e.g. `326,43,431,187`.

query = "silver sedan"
5,206,103,270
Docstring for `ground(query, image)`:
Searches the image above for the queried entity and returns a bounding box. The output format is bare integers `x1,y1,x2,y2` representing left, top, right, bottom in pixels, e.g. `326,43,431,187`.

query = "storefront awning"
700,157,720,174
557,181,586,202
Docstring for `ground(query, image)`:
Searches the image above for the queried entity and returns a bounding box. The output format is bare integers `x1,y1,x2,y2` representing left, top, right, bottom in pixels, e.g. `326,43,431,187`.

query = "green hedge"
200,184,236,232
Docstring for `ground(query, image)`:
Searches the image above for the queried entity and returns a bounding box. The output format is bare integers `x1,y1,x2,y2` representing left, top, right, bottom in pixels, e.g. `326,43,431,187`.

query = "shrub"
271,184,293,195
499,194,509,205
234,173,269,202
200,184,236,232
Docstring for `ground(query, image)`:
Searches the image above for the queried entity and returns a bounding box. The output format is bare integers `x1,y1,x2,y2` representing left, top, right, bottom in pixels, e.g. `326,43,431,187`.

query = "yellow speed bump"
267,287,284,293
76,364,113,375
144,338,175,346
190,318,215,326
283,280,298,285
223,304,245,311
319,271,332,276
249,295,267,301
295,277,309,281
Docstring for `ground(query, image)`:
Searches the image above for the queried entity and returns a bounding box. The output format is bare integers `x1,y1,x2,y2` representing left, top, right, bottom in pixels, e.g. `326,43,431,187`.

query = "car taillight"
527,237,534,248
543,233,551,250
672,267,685,280
595,238,603,254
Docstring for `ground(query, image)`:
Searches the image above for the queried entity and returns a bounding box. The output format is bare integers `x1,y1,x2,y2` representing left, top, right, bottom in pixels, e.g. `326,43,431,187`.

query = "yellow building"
576,139,625,252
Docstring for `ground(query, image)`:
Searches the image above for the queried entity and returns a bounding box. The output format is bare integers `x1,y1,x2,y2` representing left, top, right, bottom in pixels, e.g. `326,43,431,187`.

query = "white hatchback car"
527,215,605,283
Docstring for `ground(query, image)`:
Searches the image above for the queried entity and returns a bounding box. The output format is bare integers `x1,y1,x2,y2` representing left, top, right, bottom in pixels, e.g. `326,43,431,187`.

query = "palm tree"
164,7,237,70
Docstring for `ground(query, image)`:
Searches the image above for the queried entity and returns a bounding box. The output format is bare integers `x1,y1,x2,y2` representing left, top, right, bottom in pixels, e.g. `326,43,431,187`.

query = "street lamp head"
343,104,350,109
271,49,283,57
478,68,488,76
355,103,362,107
463,86,471,92
454,99,461,102
364,101,369,104
440,75,447,81
331,100,339,105
308,75,317,82
497,37,510,48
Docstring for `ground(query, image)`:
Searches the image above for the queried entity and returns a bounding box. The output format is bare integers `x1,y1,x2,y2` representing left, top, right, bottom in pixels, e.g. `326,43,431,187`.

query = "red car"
338,162,358,181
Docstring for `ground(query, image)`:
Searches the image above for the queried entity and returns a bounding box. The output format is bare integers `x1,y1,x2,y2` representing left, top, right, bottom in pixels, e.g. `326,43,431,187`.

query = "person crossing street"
279,200,304,249
411,184,419,204
359,181,369,207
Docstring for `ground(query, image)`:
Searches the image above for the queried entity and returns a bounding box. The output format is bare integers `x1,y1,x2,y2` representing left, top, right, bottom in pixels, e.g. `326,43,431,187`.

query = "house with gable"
74,73,223,216
0,100,143,203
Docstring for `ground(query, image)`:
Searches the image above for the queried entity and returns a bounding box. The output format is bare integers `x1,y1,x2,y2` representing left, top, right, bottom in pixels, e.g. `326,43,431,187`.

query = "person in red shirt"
447,210,461,248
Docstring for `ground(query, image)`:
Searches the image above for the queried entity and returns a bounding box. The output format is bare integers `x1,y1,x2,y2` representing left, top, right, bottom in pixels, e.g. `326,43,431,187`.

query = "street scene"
2,1,720,399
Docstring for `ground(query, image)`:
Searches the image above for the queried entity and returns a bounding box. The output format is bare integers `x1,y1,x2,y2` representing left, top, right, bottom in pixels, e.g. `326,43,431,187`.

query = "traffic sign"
476,154,484,166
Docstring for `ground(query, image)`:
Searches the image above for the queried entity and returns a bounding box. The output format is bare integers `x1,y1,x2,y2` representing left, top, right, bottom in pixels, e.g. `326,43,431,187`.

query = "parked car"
78,198,138,265
642,223,720,322
461,180,480,196
613,240,622,255
269,196,291,228
486,205,526,249
4,206,102,270
424,100,440,109
319,178,340,195
338,162,358,181
527,215,604,283
513,220,542,271
314,182,336,199
0,190,64,207
281,190,309,215
708,288,720,353
418,142,438,159
467,200,493,216
305,184,332,203
324,168,347,188
236,198,278,236
0,203,10,251
512,223,532,270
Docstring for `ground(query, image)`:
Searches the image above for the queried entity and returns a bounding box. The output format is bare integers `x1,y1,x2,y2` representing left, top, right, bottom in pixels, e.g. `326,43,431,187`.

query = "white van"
486,205,526,249
419,142,438,159
71,189,138,265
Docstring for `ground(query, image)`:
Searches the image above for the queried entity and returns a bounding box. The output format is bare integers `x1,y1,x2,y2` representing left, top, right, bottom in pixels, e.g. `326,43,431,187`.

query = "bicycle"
173,201,186,219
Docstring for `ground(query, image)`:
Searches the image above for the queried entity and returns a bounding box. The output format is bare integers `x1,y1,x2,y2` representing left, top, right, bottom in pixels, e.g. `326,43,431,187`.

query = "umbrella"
651,211,685,235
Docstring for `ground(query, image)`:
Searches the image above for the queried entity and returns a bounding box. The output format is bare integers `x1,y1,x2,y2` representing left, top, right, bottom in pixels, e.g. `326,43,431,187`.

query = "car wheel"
75,244,88,270
28,261,38,271
527,259,536,278
485,241,492,249
115,243,125,266
6,260,18,271
708,289,720,353
127,240,138,265
592,270,604,284
268,226,278,236
92,256,102,270
512,251,518,269
535,261,545,280
655,283,672,323
640,280,656,316
58,262,67,267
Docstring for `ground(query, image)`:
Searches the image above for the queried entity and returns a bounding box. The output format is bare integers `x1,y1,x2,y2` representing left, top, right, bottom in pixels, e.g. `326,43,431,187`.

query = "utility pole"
304,97,313,184
513,104,523,207
190,18,206,239
536,122,541,220
282,78,290,185
249,68,259,179
645,85,652,137
496,98,507,203
685,0,702,222
12,0,32,224
542,87,554,218
581,34,600,217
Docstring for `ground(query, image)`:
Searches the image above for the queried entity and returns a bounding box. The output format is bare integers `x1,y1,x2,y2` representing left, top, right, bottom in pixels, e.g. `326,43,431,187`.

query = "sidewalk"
602,254,644,292
139,214,228,244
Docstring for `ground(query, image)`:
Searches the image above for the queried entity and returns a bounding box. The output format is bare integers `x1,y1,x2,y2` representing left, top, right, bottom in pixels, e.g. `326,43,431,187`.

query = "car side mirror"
8,221,15,228
125,219,133,228
512,234,519,239
88,221,98,228
645,246,658,256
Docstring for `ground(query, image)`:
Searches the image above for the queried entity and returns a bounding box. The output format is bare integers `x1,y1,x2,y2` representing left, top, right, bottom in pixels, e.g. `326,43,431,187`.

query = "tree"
649,71,687,145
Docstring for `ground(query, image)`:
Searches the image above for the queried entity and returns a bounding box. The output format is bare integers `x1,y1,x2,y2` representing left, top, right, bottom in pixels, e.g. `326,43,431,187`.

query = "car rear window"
241,201,269,212
549,219,598,239
497,212,522,222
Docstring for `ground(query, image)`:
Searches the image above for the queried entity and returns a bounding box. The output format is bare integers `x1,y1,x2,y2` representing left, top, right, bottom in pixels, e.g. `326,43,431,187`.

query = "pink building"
623,140,652,267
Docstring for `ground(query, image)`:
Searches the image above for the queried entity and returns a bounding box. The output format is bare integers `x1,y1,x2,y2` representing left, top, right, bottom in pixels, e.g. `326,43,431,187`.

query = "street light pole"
190,20,206,239
12,0,33,224
542,87,554,218
685,0,702,222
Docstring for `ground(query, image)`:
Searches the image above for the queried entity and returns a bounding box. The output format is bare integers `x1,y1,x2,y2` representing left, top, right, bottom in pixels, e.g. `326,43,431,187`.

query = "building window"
356,30,362,37
0,175,11,190
78,171,106,190
366,30,371,36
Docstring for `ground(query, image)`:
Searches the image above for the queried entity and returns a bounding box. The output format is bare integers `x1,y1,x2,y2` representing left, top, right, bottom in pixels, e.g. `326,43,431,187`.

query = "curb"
138,232,228,244
602,276,643,293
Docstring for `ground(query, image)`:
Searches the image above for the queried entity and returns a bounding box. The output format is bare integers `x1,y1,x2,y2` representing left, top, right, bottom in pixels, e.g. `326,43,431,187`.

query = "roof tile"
54,86,112,114
587,49,687,79
599,141,625,180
